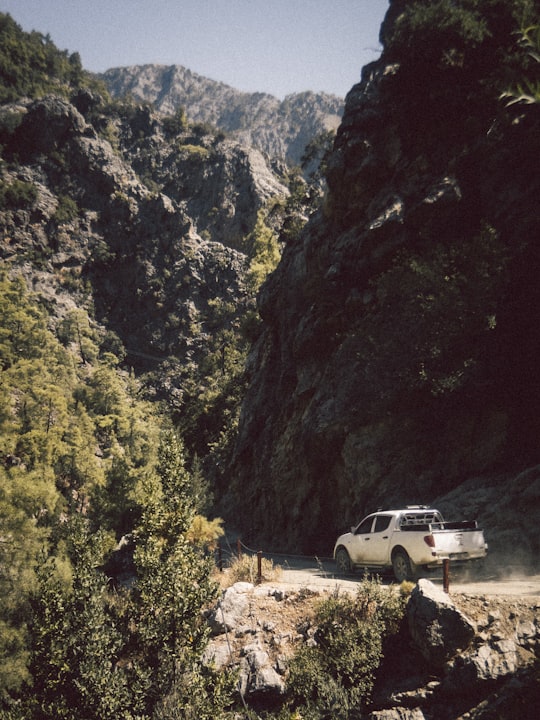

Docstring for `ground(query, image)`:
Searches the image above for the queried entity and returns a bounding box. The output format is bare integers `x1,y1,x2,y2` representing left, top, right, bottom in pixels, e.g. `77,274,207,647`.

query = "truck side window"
374,515,392,533
355,517,374,534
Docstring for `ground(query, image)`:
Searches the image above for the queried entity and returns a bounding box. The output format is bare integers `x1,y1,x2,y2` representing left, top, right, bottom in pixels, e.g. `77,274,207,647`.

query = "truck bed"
400,520,479,532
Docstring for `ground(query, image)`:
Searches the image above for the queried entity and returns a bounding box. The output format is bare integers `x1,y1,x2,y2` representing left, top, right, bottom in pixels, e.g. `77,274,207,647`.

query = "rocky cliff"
0,90,288,349
100,64,343,164
228,0,540,561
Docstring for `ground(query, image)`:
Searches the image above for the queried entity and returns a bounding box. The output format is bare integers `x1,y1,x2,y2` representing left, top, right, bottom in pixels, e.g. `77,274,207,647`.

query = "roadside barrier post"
257,550,262,584
217,542,223,571
443,558,450,593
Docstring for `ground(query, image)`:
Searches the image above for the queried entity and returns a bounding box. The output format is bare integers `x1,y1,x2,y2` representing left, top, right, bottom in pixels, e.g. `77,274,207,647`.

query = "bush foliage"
286,579,406,719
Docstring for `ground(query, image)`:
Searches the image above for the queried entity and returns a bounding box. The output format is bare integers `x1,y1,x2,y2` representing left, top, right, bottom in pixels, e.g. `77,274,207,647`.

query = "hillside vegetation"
0,10,287,717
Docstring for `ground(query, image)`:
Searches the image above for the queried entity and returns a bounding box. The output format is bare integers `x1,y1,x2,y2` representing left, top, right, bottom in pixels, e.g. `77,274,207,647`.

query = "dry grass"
223,553,283,586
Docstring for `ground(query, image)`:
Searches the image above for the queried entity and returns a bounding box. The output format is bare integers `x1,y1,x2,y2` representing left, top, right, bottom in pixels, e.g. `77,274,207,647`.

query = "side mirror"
351,526,356,534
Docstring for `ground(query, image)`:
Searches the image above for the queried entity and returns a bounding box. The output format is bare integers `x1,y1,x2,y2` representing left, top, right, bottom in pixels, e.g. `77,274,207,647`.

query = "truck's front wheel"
335,547,352,575
392,550,413,582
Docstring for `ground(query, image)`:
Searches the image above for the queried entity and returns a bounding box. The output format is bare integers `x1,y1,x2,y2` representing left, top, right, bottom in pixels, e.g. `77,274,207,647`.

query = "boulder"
441,638,520,697
407,579,476,667
16,96,89,156
366,709,427,720
207,581,254,635
239,642,286,700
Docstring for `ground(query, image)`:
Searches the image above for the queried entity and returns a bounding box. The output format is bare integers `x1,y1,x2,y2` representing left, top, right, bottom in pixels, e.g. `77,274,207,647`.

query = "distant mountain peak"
99,63,344,164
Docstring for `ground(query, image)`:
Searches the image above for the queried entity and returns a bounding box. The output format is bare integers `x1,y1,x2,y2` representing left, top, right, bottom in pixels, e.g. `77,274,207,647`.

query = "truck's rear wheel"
392,550,413,582
335,547,352,575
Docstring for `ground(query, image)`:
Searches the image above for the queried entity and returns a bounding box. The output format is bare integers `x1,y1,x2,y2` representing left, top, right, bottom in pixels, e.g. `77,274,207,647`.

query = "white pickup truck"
333,506,488,582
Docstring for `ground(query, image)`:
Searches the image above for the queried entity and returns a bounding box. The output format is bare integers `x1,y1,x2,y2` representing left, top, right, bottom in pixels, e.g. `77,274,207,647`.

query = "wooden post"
257,550,262,584
443,558,450,593
217,542,223,572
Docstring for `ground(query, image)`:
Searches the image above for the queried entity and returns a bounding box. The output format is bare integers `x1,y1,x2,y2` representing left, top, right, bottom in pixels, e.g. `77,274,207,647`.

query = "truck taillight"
424,534,435,548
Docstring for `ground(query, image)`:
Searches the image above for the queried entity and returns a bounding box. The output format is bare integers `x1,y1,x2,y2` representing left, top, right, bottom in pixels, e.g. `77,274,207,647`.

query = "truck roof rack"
405,505,429,509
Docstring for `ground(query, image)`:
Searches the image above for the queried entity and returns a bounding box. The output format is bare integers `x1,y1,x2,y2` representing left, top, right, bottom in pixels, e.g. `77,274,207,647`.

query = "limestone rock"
366,709,427,720
239,642,285,699
15,96,90,156
228,0,540,563
207,582,254,635
407,580,476,667
442,638,520,697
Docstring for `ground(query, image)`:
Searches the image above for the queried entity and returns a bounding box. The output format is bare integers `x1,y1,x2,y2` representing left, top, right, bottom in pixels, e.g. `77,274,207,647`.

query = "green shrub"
53,195,79,224
0,109,24,144
0,179,37,210
179,143,211,160
286,579,406,718
162,106,188,137
386,0,489,69
0,12,90,102
385,0,538,81
501,24,540,105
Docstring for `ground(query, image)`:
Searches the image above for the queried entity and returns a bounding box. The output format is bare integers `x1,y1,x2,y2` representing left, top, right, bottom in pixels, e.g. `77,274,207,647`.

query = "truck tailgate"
431,527,487,559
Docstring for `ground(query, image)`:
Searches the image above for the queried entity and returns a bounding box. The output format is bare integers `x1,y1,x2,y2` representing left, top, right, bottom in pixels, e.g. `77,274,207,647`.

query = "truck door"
349,516,375,563
369,514,393,563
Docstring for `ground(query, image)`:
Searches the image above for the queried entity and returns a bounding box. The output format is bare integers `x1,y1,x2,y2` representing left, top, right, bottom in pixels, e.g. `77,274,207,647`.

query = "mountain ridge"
99,63,344,164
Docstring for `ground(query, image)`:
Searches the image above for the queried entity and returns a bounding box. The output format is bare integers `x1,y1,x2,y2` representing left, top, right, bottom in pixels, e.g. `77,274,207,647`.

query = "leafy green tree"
380,0,538,153
162,107,188,137
0,275,52,370
57,309,100,365
129,430,234,718
0,272,166,711
0,483,47,703
385,0,490,70
27,516,130,720
0,12,91,102
501,23,540,105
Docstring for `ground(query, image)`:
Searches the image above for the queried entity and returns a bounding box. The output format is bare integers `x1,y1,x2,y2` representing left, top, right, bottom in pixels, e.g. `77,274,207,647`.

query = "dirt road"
269,556,540,598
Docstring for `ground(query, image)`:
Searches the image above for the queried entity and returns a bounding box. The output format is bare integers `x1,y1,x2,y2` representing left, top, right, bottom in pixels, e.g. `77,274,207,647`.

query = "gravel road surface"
268,555,540,598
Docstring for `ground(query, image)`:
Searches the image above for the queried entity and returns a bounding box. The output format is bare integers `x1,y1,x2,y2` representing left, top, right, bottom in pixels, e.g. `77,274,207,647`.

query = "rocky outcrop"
205,582,292,707
124,132,288,250
407,580,476,668
204,580,539,718
100,64,343,164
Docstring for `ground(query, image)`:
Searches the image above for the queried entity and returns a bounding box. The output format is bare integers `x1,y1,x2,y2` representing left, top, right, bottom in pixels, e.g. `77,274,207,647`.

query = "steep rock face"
100,64,343,164
228,3,540,555
0,95,286,367
124,132,287,250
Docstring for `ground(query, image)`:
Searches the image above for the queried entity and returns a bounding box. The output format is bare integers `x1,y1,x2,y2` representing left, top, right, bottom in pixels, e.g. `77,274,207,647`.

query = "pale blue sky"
1,0,390,99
